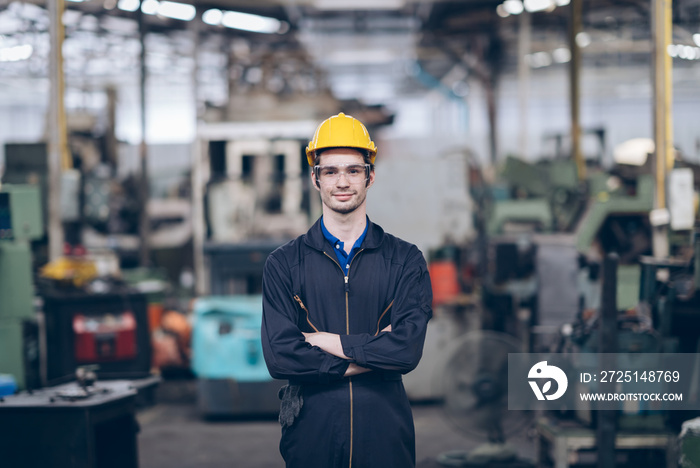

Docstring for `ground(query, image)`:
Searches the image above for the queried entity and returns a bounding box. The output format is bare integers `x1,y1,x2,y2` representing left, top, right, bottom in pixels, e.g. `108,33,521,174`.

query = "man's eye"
348,168,361,175
321,169,337,176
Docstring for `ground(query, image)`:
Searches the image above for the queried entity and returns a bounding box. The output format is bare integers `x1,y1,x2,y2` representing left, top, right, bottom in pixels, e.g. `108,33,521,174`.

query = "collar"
320,216,368,252
305,216,384,252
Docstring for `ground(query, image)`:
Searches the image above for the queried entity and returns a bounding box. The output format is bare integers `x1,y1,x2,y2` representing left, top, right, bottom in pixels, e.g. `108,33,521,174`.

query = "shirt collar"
320,216,369,252
305,216,384,252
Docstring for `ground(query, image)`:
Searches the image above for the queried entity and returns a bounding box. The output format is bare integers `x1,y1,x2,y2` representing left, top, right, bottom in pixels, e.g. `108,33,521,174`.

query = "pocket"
293,295,320,333
375,299,394,335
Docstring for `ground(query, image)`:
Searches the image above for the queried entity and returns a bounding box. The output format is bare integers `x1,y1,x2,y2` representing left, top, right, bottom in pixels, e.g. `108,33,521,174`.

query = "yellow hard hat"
305,112,377,166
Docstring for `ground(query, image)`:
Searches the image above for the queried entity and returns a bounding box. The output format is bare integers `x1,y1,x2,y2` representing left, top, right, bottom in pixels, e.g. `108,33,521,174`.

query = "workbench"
0,380,139,468
536,417,677,468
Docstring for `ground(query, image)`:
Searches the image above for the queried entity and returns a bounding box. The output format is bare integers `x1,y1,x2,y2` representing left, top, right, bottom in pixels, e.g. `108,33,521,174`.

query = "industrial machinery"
41,288,153,385
476,149,660,352
0,377,140,468
533,254,688,467
680,417,700,468
191,295,281,417
465,141,700,466
193,120,318,296
0,184,43,390
190,121,319,416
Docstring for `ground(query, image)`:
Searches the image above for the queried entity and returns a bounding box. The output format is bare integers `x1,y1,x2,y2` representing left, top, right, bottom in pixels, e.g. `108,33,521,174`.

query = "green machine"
485,156,654,310
486,156,581,235
0,184,43,390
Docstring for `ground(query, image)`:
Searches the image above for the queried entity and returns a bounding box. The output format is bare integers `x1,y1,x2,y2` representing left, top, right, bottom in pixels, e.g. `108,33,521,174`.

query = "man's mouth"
333,192,354,201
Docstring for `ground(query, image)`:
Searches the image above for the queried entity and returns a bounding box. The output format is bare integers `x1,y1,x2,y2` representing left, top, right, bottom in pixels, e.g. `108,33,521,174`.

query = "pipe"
47,0,68,260
569,0,585,181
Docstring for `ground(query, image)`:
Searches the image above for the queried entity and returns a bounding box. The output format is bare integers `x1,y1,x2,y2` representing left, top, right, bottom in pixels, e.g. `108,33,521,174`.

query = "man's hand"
302,331,348,359
303,324,392,357
344,363,371,377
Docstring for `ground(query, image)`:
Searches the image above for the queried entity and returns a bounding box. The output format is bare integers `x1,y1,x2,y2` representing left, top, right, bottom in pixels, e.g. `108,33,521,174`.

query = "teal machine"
0,184,43,391
192,295,281,417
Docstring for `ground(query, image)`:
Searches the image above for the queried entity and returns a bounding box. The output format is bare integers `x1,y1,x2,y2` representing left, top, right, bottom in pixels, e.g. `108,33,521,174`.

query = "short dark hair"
314,147,373,168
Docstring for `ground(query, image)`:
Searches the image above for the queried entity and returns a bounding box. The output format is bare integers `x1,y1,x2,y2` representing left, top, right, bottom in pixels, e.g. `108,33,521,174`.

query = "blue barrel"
0,374,17,397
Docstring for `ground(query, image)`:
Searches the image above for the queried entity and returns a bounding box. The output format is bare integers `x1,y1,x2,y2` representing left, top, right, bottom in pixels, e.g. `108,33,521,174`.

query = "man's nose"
336,172,350,185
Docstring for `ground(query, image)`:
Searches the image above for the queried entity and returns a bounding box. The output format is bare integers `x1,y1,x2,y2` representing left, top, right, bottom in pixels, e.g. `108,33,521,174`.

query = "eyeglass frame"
312,163,372,185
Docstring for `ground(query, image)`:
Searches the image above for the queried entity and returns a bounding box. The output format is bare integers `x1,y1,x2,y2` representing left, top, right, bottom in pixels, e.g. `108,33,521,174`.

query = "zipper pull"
344,275,349,292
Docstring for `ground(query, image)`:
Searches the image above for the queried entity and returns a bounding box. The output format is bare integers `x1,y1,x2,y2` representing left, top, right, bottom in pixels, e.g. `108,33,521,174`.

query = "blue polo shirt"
320,217,368,276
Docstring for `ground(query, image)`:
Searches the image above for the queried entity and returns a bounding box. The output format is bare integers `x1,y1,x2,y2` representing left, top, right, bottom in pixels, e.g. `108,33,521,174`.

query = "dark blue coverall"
261,218,433,468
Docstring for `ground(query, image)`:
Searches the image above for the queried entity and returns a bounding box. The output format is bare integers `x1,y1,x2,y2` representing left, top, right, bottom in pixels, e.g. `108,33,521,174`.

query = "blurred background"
1,0,700,467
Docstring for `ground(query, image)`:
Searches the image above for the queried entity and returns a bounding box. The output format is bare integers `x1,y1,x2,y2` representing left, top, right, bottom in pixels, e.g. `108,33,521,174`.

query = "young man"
261,112,433,468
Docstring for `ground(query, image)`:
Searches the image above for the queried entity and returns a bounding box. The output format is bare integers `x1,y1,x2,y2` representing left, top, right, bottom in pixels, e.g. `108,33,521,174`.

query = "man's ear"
311,170,321,190
366,169,375,188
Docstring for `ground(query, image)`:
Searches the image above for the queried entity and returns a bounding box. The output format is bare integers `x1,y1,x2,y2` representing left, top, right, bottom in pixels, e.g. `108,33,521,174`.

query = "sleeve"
339,246,433,374
261,253,350,383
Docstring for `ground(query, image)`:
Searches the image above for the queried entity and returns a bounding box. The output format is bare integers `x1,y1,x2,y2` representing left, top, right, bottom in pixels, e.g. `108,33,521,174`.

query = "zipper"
293,295,319,333
346,248,363,468
322,248,364,468
349,379,354,468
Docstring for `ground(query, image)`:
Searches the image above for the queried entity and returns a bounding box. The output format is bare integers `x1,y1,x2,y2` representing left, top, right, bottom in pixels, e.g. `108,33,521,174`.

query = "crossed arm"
303,325,392,377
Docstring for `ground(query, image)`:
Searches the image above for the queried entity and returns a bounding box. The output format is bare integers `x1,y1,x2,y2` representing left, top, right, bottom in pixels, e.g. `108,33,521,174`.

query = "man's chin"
323,193,366,215
330,204,359,215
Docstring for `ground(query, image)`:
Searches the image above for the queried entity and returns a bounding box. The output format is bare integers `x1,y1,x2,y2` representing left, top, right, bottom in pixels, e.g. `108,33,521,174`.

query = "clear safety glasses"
313,163,371,185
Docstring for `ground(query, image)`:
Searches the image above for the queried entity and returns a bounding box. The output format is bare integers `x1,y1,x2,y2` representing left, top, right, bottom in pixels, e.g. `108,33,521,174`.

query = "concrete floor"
136,379,537,468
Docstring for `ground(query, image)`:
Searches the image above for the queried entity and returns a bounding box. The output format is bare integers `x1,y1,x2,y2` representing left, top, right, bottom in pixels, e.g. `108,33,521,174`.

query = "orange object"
161,310,192,349
147,303,164,333
429,260,460,306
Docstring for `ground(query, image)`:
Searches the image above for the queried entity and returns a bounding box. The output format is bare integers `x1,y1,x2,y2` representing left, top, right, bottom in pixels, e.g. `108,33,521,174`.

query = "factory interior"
1,0,700,466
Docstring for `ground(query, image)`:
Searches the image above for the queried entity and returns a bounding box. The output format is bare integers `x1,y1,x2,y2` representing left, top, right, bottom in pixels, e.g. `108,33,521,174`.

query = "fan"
436,330,534,467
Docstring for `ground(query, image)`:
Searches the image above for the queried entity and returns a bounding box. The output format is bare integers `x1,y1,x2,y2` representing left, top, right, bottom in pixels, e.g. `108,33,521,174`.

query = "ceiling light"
552,47,571,63
527,51,552,68
575,32,591,48
524,0,554,13
325,48,396,65
202,9,223,25
220,11,283,34
141,0,159,15
158,1,196,21
66,0,86,3
693,34,700,47
0,44,33,62
667,44,678,58
118,0,139,12
496,5,510,18
555,0,570,5
314,0,405,10
503,0,524,15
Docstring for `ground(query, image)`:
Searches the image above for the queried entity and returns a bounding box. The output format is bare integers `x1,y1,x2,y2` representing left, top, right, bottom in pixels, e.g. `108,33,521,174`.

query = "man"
261,112,433,468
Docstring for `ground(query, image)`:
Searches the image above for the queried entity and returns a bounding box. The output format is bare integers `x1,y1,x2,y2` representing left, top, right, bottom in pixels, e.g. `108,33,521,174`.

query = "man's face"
312,148,375,215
